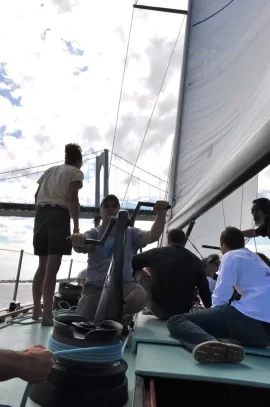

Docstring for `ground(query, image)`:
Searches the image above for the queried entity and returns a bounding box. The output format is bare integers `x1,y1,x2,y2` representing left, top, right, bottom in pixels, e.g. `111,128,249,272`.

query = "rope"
20,333,127,407
121,15,186,207
109,7,135,176
48,336,123,363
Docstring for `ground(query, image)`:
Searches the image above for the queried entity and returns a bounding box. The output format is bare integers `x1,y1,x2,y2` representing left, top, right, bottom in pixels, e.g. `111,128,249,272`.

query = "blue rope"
48,336,123,363
20,336,124,407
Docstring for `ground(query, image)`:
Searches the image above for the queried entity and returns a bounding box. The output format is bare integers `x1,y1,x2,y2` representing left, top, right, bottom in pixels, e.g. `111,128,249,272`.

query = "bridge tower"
95,149,109,208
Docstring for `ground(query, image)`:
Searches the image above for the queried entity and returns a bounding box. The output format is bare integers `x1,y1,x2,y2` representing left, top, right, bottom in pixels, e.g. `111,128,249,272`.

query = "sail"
168,0,270,230
184,176,257,258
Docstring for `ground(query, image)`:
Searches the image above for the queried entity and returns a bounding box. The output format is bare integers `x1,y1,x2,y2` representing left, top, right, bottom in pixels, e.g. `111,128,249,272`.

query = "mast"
168,0,193,213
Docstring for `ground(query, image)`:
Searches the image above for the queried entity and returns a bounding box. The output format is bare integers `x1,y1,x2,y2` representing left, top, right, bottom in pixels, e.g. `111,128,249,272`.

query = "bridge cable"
0,150,103,176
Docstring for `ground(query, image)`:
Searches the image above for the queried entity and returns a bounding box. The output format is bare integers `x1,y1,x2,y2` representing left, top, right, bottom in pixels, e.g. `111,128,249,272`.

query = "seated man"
202,254,220,292
132,229,212,320
71,195,169,322
0,344,54,383
242,198,270,239
167,226,270,364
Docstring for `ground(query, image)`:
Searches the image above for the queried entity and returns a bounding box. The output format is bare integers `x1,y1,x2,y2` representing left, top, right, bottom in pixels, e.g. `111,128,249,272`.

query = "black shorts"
33,205,72,256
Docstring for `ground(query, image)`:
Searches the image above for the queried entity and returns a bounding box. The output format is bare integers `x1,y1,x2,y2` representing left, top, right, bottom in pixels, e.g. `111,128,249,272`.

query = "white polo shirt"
212,248,270,323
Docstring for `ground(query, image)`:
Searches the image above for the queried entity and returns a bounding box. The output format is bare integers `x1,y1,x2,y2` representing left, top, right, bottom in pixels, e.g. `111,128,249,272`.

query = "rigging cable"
110,151,167,183
110,163,166,193
0,150,102,176
108,6,136,177
121,15,186,207
0,156,98,182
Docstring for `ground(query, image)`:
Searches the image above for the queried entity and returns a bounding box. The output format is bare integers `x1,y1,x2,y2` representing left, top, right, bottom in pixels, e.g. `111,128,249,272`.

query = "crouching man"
71,195,169,322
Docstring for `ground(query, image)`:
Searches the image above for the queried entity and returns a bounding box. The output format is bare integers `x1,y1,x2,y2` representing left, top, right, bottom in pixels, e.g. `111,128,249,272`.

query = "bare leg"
42,254,62,326
124,287,146,315
32,256,47,320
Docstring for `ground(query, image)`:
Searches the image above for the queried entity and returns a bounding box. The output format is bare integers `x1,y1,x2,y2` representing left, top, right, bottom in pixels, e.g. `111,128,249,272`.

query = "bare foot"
32,308,43,321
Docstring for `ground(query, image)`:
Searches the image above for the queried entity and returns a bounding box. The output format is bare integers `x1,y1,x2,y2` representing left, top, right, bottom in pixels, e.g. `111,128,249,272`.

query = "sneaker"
192,340,245,364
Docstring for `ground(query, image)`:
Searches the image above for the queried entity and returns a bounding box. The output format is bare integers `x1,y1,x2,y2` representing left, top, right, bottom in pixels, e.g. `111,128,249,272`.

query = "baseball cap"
100,194,120,208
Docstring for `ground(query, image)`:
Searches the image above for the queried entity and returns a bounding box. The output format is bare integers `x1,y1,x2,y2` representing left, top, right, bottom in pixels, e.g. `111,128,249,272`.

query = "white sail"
185,176,257,257
168,0,270,230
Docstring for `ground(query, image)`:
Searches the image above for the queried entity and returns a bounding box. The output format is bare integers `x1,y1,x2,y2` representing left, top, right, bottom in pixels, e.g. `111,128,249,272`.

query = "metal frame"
133,4,187,15
94,210,129,324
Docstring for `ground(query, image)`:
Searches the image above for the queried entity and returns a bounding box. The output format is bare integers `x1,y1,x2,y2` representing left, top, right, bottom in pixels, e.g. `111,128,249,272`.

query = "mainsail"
168,0,270,232
184,176,257,257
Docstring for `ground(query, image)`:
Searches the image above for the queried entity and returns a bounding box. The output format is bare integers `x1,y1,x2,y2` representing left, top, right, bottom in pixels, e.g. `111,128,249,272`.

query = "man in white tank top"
32,143,84,326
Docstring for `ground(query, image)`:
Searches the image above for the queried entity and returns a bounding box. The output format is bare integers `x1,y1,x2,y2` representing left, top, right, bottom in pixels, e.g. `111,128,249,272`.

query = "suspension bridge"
0,149,168,221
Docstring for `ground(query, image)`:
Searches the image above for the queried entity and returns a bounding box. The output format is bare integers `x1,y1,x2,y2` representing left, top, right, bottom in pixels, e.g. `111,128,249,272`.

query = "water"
0,283,59,310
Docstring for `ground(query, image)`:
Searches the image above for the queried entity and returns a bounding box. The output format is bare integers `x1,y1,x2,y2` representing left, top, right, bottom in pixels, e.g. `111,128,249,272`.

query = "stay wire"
121,15,186,207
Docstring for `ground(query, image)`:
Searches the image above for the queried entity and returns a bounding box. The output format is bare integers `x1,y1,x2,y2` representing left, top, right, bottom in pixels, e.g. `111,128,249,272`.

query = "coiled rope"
20,330,130,407
48,336,123,363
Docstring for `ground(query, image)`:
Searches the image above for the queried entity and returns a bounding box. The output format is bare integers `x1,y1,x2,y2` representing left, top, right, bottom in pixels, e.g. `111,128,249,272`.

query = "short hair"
257,253,270,267
220,227,244,250
168,229,186,245
252,198,270,215
65,143,82,166
202,254,220,268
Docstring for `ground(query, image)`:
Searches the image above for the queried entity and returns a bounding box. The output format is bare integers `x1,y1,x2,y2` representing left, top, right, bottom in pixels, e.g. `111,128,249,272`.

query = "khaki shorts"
77,280,143,321
138,272,171,320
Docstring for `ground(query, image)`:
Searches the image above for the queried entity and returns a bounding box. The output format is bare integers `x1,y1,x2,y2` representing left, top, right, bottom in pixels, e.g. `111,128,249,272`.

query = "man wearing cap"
71,195,169,321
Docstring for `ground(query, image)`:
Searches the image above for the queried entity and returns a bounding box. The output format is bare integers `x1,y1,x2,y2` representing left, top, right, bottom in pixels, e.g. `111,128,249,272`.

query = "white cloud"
0,0,190,208
0,0,269,292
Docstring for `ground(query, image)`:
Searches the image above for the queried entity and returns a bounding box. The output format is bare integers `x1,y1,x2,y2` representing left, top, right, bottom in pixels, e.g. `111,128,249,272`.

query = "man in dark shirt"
242,198,270,239
132,229,212,320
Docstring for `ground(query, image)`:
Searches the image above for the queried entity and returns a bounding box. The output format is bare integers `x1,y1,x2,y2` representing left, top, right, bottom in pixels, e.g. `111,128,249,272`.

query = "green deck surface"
0,322,135,407
135,343,270,388
1,313,270,406
132,314,270,357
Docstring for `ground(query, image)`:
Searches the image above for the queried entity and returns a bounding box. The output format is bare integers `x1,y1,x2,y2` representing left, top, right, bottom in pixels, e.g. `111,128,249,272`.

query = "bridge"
0,150,166,221
0,202,156,221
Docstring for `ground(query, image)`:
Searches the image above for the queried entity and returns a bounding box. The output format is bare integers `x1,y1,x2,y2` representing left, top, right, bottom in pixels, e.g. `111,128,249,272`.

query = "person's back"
132,229,211,318
32,143,84,326
37,164,83,209
147,245,208,314
214,247,270,322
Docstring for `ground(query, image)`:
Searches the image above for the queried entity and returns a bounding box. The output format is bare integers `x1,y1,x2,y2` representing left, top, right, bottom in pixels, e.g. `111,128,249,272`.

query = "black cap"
100,194,120,208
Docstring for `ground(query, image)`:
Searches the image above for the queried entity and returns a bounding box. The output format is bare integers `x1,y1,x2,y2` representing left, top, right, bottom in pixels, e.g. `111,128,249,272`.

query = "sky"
0,0,269,282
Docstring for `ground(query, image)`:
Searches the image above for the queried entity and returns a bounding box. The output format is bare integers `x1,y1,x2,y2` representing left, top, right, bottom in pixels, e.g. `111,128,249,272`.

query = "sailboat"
1,0,270,405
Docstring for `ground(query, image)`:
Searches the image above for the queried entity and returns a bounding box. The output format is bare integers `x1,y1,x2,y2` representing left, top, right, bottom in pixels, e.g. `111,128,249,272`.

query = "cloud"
0,0,268,237
0,0,191,208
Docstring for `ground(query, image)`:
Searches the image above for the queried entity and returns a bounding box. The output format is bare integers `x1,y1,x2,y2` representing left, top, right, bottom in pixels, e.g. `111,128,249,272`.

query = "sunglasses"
103,203,119,209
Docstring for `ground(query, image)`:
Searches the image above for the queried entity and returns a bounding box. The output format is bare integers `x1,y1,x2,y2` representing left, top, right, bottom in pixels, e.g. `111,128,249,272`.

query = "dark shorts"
33,205,72,256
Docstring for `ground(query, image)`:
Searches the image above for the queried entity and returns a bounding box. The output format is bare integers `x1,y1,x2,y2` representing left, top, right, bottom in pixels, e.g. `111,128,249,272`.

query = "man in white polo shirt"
167,226,270,364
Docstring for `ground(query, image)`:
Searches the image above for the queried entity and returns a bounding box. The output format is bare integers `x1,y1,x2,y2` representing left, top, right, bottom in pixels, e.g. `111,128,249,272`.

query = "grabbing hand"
71,232,86,247
154,200,170,215
19,345,55,383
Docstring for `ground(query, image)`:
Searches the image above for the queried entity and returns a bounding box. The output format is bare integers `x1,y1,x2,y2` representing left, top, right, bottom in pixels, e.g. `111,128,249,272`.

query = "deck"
1,313,270,406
